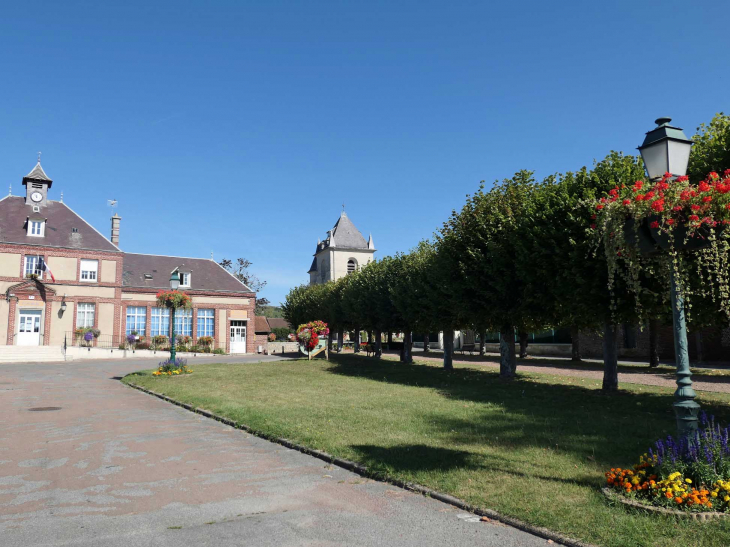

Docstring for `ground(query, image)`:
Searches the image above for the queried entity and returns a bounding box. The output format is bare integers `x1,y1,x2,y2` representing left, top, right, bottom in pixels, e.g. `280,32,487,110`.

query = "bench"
457,343,476,355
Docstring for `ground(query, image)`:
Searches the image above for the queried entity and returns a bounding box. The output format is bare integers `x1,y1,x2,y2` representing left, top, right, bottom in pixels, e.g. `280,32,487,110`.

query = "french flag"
39,258,56,283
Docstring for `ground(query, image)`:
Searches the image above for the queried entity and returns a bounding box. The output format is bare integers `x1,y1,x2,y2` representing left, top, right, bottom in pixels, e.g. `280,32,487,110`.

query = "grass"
123,354,730,547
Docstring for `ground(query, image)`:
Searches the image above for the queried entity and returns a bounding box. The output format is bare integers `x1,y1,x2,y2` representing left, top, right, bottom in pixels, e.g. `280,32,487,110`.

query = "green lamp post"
169,271,180,363
637,117,698,437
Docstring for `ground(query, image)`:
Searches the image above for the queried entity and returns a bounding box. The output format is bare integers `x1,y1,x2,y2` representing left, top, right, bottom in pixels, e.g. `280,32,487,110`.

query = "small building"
308,212,375,285
0,161,256,354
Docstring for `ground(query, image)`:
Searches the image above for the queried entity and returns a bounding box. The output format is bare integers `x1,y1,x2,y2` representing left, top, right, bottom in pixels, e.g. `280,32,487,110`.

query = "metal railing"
64,332,224,353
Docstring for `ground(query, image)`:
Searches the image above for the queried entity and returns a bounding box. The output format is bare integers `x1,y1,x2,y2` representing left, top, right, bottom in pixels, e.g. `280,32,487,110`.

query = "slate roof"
23,162,52,184
122,253,253,294
0,196,120,252
312,212,373,258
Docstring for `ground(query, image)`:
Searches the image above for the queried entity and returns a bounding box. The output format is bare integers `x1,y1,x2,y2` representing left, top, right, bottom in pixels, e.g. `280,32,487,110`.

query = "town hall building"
308,211,375,284
0,161,256,354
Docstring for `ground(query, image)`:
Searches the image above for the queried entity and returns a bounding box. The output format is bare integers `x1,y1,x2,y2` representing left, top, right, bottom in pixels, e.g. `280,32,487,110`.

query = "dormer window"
179,272,191,288
28,220,45,237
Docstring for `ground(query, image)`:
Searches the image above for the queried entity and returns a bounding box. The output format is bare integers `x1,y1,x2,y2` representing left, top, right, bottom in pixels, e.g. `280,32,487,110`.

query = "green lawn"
123,355,730,547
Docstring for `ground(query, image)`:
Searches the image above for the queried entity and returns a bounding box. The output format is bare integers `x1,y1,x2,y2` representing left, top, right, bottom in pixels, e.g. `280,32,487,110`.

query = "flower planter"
625,216,724,255
602,487,729,522
624,218,658,255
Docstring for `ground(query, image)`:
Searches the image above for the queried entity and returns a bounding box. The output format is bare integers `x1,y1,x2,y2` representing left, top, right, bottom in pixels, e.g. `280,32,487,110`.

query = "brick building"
0,161,255,354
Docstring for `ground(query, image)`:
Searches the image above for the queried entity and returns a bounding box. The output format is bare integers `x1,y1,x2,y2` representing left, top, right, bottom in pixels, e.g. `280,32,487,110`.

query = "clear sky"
1,1,727,305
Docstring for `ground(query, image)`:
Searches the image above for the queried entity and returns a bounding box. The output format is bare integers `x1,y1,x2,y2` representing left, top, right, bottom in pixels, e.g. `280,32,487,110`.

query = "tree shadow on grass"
350,443,600,489
327,354,730,468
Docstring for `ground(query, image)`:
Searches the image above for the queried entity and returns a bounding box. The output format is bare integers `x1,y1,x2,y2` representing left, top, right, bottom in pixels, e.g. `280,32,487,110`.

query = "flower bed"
152,357,192,376
605,413,730,514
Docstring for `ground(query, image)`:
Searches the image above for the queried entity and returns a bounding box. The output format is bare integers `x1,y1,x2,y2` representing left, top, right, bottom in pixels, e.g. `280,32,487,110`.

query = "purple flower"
84,331,94,342
126,334,136,344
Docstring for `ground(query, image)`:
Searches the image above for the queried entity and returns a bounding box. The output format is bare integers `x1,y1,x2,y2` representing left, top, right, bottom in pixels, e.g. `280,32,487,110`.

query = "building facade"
0,161,256,354
308,212,375,284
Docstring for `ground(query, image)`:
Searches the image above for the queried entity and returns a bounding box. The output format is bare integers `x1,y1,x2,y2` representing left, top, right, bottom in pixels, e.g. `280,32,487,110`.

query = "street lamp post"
638,117,699,437
169,271,180,363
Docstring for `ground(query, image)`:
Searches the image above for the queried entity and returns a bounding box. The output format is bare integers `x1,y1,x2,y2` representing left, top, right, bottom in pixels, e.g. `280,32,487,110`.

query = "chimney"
110,213,121,246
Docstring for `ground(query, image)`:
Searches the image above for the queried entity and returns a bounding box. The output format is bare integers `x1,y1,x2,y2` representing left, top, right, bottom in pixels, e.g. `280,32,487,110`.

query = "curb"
601,487,729,521
124,380,597,547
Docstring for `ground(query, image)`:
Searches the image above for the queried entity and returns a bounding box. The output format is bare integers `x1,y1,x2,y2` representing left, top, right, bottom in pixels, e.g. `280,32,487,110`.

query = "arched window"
347,259,357,274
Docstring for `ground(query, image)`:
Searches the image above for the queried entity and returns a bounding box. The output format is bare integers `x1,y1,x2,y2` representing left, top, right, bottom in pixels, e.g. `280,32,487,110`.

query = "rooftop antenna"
8,184,11,196
37,151,41,163
211,251,214,260
59,191,63,203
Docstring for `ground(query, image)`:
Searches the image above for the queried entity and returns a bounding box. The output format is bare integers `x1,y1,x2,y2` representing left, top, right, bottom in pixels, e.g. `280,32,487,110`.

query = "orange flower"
675,497,683,504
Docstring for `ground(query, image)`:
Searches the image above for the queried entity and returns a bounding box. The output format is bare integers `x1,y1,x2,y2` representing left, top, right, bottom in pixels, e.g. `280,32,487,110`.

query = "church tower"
308,212,376,285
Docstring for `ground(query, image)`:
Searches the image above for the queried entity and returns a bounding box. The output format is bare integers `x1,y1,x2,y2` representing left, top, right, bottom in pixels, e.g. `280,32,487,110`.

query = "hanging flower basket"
593,170,730,319
156,290,192,309
296,321,330,354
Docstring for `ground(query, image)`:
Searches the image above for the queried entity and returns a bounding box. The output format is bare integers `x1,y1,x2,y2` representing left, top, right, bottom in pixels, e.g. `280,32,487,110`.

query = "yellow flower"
685,478,692,484
724,495,730,503
711,492,718,498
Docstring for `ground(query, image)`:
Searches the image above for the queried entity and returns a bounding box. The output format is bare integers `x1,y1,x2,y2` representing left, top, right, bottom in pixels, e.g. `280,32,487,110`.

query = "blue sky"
1,1,727,305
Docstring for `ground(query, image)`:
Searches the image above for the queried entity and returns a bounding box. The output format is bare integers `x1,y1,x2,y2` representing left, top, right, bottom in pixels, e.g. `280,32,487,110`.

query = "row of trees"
283,114,730,391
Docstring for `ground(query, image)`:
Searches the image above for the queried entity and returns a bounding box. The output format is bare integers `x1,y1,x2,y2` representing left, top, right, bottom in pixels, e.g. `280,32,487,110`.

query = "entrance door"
18,310,42,346
230,321,247,354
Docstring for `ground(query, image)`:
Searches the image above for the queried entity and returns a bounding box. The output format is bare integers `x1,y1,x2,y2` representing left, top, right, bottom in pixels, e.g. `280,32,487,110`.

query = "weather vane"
107,198,118,210
37,151,41,163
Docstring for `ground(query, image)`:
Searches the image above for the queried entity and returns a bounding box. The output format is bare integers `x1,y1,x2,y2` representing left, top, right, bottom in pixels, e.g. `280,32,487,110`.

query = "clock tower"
23,160,53,208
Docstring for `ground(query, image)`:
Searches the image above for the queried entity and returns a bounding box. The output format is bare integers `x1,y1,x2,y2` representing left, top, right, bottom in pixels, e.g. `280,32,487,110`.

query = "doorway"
18,309,42,346
230,321,247,354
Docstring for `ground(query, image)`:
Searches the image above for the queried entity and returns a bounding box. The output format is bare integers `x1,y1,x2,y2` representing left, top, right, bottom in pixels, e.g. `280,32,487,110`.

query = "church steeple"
23,158,53,208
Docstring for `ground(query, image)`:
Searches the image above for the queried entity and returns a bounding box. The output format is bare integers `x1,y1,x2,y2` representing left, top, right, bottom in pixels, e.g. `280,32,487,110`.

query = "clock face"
30,191,43,202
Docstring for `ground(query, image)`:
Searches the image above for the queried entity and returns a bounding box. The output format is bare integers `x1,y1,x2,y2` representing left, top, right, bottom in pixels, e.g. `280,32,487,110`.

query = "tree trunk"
337,328,344,352
328,330,334,352
375,331,382,358
648,319,659,368
479,331,486,356
443,329,454,370
499,326,516,379
423,334,430,353
353,329,361,353
368,331,373,344
387,332,393,345
602,322,619,392
570,325,582,362
402,332,413,363
518,330,529,358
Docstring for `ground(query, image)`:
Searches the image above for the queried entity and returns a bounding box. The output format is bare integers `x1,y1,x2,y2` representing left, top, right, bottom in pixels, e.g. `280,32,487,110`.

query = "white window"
80,259,98,282
197,309,215,337
179,272,191,288
76,303,95,328
24,255,42,278
174,309,192,336
150,307,170,337
347,259,357,274
28,220,44,237
126,306,146,336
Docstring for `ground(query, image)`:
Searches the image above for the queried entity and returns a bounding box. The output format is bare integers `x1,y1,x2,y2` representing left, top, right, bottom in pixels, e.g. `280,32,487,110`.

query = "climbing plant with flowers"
605,413,730,513
296,320,329,351
592,170,730,320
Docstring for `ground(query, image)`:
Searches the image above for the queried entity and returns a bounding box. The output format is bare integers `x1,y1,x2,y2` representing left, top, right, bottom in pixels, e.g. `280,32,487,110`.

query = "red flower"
591,214,597,219
672,205,683,212
590,224,596,229
596,204,604,210
691,204,701,211
709,172,719,180
724,169,730,177
676,175,689,183
609,188,618,196
726,204,730,210
651,200,664,212
622,199,631,206
635,194,645,201
645,190,655,199
702,196,712,202
633,180,644,191
699,181,711,192
600,197,607,203
650,221,659,229
667,219,675,226
689,215,700,222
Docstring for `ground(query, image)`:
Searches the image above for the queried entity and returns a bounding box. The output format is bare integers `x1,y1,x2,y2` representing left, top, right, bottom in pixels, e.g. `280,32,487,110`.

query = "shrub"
271,327,292,341
136,342,151,350
198,336,214,347
176,335,191,346
268,333,276,342
212,348,225,354
189,344,201,353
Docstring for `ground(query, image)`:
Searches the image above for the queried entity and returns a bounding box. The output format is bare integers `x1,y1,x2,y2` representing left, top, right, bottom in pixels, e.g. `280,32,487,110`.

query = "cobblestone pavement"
0,358,549,547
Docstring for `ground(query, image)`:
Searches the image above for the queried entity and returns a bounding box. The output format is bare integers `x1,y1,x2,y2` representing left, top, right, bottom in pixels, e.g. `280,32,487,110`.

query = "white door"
230,322,247,354
18,310,42,346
